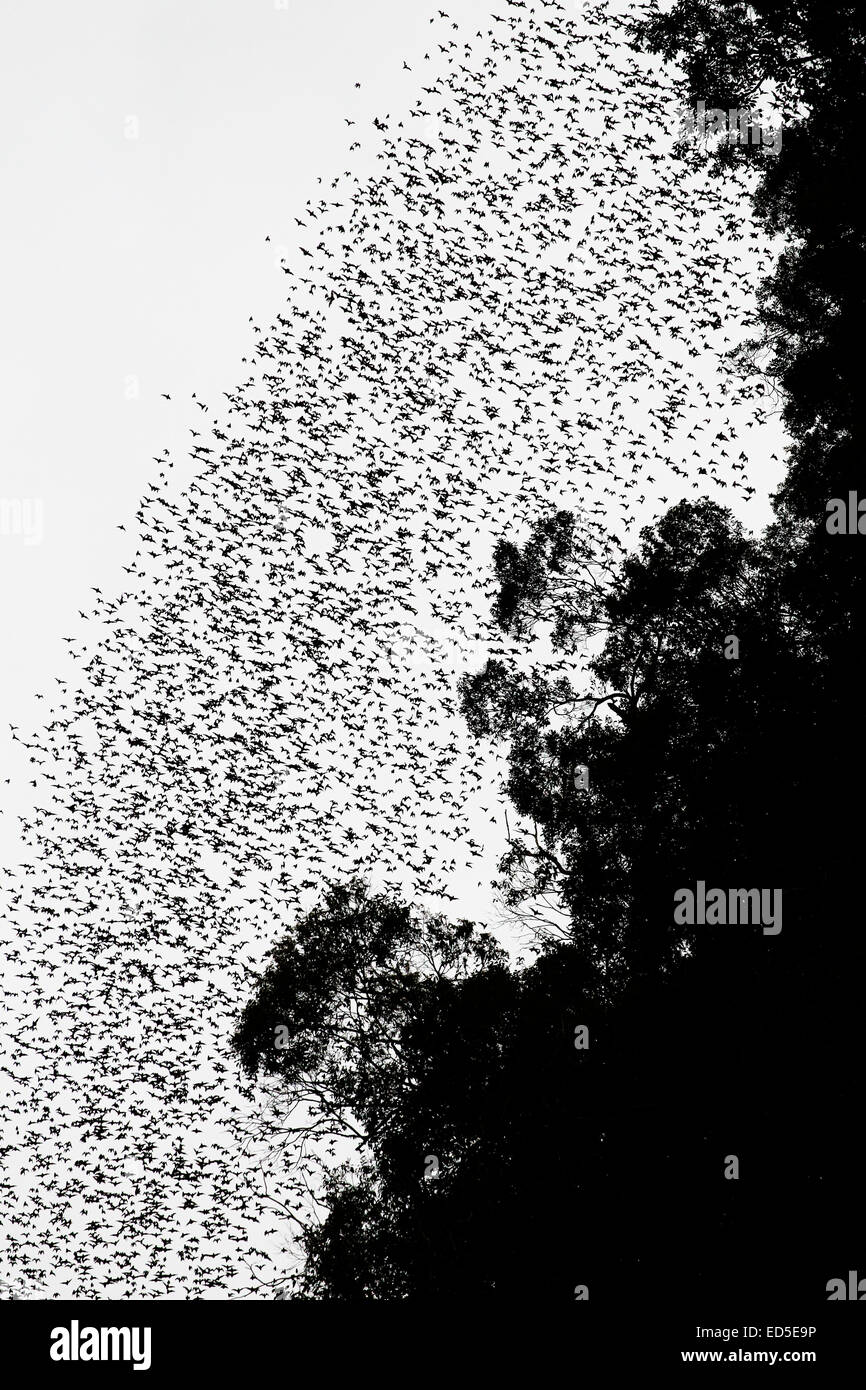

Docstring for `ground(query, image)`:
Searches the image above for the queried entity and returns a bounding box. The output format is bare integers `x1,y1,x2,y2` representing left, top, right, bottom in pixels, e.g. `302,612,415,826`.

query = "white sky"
0,0,499,726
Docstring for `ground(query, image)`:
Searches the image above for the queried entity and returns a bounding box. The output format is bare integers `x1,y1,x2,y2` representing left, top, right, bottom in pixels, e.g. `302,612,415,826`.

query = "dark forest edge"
230,2,864,1302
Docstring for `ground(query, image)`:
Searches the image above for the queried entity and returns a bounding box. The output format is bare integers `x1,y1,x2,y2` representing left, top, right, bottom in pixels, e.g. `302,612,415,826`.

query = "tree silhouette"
234,488,862,1299
231,0,864,1303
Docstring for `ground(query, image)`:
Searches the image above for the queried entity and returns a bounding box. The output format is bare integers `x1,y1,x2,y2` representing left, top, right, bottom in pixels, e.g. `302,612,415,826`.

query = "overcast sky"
0,0,499,725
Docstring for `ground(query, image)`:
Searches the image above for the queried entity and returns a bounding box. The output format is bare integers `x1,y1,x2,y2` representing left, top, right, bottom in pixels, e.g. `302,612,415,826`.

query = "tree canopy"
231,0,864,1303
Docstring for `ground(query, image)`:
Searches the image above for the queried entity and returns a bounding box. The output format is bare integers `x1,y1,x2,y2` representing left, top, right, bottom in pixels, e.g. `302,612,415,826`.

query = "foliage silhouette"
232,0,864,1302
